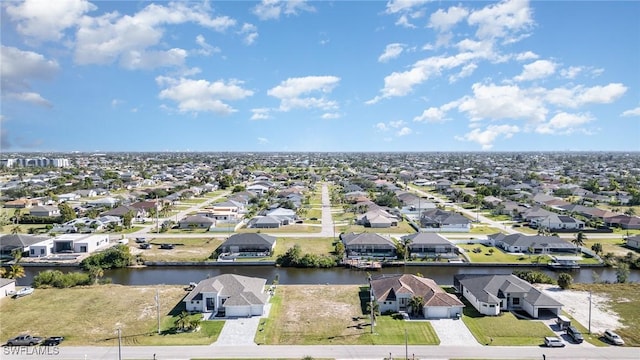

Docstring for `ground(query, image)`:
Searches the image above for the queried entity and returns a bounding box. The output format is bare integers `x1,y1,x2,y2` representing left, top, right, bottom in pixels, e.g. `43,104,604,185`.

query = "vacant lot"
0,285,222,346
133,237,224,262
260,285,438,345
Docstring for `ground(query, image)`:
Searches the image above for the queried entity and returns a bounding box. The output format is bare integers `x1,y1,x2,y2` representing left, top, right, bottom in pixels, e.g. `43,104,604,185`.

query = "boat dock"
344,259,382,270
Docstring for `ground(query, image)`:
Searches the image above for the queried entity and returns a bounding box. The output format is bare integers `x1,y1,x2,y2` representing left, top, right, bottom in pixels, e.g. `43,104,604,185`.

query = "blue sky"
1,0,639,152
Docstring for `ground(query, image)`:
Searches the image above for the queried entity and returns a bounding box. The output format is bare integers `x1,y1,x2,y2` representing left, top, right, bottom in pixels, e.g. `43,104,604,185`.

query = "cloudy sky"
1,0,639,152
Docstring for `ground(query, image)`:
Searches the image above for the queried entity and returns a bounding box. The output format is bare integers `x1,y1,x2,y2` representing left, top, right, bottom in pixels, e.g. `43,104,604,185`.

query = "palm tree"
88,266,104,284
7,264,25,279
400,237,413,273
572,231,586,255
591,243,603,256
408,295,425,317
176,311,191,332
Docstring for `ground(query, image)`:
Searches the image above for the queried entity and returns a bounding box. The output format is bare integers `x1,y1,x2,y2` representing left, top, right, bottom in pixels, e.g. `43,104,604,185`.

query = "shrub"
33,270,92,288
557,273,573,289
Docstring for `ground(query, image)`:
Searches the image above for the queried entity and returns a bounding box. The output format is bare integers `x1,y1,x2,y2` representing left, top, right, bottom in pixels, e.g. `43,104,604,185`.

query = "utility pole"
405,328,408,360
117,328,122,360
588,291,592,334
156,289,161,334
369,275,374,334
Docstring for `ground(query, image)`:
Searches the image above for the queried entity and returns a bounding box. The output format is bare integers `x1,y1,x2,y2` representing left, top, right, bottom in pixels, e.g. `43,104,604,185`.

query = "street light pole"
117,328,122,360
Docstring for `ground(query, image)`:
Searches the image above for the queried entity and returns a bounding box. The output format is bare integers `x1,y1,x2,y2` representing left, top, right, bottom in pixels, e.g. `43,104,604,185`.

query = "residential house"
625,235,640,250
454,274,563,318
131,200,163,213
530,214,585,231
179,215,216,229
75,189,97,197
0,278,16,299
488,233,576,254
58,193,81,202
246,183,269,194
101,205,146,219
51,234,109,254
29,205,60,217
435,179,452,192
357,209,398,228
370,274,464,319
217,233,277,257
87,197,119,208
0,234,50,259
604,215,640,230
3,198,39,208
521,206,555,222
247,215,281,228
341,232,396,259
264,208,298,225
401,233,457,258
419,209,471,232
183,274,269,317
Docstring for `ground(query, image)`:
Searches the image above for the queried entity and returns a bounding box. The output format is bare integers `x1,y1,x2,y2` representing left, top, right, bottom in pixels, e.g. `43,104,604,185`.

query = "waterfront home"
371,274,464,319
400,232,457,258
0,234,50,259
217,233,276,257
454,274,563,318
488,233,575,254
341,232,396,259
184,274,269,317
50,234,109,254
627,235,640,250
419,209,471,232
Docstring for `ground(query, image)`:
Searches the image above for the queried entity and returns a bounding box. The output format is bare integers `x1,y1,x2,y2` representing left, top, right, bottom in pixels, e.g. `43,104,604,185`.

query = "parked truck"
6,334,43,346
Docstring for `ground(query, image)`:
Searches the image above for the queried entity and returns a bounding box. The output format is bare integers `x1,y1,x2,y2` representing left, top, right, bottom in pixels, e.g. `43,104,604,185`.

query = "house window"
30,249,35,255
513,298,520,305
489,304,495,308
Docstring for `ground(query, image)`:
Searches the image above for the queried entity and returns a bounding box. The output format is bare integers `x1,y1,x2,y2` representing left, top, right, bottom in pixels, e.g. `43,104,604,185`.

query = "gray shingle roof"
184,274,268,305
456,274,562,307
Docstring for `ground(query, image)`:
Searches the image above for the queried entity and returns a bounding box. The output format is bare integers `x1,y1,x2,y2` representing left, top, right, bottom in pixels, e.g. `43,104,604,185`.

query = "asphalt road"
3,344,638,360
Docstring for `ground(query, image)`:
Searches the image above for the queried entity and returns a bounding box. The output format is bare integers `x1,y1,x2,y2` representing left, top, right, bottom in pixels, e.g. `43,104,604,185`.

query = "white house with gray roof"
488,233,576,254
183,274,269,317
454,274,562,318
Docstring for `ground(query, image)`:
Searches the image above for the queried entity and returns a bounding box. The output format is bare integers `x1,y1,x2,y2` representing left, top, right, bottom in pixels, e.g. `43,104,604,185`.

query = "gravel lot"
534,284,623,334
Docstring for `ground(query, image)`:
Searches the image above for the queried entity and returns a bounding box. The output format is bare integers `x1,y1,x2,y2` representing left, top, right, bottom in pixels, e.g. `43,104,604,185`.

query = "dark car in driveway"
566,326,584,343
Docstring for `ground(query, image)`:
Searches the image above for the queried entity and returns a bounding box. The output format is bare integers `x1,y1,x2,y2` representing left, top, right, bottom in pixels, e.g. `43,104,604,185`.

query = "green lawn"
140,237,224,262
237,224,321,234
0,285,222,345
337,221,416,234
273,237,336,258
179,198,208,204
461,304,555,346
458,244,552,264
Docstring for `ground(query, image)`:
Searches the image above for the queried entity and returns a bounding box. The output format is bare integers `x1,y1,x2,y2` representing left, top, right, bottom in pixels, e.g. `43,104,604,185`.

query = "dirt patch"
534,284,623,333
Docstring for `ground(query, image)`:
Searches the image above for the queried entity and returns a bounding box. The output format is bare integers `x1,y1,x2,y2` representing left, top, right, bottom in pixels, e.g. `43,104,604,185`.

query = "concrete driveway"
429,318,480,346
212,304,272,346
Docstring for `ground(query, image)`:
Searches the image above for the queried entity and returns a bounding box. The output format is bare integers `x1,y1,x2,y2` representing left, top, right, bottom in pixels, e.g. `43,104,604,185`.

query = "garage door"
427,306,449,318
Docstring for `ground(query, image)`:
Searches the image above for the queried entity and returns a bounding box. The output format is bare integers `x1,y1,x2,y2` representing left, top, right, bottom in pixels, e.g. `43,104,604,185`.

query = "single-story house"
101,205,146,219
0,234,50,259
29,205,61,217
184,274,269,317
605,215,640,230
530,214,585,231
179,215,216,229
626,235,640,250
58,193,81,202
419,209,471,232
264,208,297,225
401,232,457,258
371,274,464,319
488,233,576,254
247,215,282,228
217,233,277,257
357,209,398,228
51,234,109,254
341,232,396,259
454,274,563,318
0,278,16,298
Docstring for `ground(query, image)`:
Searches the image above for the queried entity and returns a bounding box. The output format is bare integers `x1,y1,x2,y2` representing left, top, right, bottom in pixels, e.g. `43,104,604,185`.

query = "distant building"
0,158,70,168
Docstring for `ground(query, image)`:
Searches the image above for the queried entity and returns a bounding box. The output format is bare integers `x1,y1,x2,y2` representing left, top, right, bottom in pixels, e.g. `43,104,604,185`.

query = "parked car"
544,336,565,347
42,336,64,346
135,237,147,243
603,329,624,345
6,334,43,346
566,326,584,343
556,315,571,330
159,243,174,249
139,243,151,249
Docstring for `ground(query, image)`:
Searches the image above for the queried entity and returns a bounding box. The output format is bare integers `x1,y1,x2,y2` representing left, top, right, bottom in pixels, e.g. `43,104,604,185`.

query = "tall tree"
408,295,425,317
123,210,134,229
59,203,77,222
572,232,586,254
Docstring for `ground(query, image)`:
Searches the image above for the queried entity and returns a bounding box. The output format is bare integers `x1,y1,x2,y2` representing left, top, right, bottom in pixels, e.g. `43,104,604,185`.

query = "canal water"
18,265,640,286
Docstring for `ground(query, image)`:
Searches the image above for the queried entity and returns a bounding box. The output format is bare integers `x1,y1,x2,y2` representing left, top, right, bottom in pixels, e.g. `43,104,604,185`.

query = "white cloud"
1,46,58,107
514,59,557,82
251,108,272,120
157,77,254,115
378,43,405,63
429,6,469,32
545,83,627,108
458,83,547,123
515,51,538,61
375,122,388,131
267,76,340,112
257,137,269,144
195,35,220,56
7,92,53,108
467,0,533,42
5,0,96,42
389,120,405,128
414,107,447,123
397,127,413,136
321,112,341,119
385,0,429,14
375,120,411,137
449,63,478,83
456,124,520,150
395,14,416,28
253,0,315,21
239,23,259,45
560,66,583,79
535,112,594,134
74,2,235,68
621,107,640,117
120,48,188,70
111,99,123,108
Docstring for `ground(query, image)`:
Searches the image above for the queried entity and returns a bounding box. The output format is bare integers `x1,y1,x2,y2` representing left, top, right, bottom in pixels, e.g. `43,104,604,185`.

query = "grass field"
237,224,321,234
260,285,439,345
583,238,633,257
273,237,336,258
571,283,640,347
457,244,551,264
0,285,222,346
336,221,416,234
137,237,224,262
